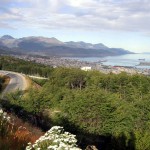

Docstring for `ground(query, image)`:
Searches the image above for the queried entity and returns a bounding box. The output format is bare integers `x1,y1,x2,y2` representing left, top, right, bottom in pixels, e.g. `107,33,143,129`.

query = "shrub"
26,126,81,150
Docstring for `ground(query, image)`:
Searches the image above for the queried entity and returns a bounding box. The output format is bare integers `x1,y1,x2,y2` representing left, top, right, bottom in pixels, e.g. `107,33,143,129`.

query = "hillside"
1,56,150,149
0,35,133,57
0,46,21,55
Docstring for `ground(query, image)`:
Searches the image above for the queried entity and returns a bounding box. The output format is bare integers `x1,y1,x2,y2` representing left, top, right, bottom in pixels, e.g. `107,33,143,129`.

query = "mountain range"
0,35,133,57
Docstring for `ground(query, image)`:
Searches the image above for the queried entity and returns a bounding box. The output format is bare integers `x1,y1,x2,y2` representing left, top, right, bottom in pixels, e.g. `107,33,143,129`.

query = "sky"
0,0,150,53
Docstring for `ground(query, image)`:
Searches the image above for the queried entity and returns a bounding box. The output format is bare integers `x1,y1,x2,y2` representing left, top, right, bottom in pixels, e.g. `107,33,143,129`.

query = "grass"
0,109,43,150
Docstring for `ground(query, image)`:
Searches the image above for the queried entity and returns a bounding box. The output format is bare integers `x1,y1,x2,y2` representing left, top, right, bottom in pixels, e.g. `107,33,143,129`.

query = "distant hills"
0,35,133,57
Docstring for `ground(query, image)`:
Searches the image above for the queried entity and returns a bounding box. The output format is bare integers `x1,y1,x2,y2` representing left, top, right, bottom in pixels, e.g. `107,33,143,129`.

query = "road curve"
0,70,27,98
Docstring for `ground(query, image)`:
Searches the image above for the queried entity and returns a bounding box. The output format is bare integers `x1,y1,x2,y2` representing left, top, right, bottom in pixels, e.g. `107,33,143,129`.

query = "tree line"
0,56,53,77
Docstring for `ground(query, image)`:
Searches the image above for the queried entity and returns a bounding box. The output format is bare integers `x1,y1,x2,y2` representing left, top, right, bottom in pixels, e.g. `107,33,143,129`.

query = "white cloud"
0,0,150,34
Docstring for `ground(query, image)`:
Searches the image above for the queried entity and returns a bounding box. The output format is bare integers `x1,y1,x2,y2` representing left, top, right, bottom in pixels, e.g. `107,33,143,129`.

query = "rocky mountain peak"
1,35,14,40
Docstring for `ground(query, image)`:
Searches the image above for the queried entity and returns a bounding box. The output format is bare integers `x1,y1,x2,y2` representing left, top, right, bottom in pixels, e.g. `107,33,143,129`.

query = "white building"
81,66,92,71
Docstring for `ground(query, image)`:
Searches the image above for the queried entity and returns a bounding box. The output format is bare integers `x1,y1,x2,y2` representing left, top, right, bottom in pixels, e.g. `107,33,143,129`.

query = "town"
12,54,150,76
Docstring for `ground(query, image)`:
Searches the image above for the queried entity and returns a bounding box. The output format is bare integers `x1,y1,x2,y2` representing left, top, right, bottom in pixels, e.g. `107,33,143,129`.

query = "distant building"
81,66,92,71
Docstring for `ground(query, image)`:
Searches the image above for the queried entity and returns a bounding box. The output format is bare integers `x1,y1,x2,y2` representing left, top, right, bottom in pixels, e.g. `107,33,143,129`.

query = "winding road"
0,71,27,98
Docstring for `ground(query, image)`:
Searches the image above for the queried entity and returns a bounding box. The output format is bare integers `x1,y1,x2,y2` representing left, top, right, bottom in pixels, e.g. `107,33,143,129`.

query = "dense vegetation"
0,76,7,92
0,76,4,91
0,107,44,150
0,56,53,77
1,56,150,149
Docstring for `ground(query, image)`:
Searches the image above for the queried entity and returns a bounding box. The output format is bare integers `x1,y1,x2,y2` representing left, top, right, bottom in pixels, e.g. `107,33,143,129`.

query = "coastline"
11,54,150,76
138,62,150,66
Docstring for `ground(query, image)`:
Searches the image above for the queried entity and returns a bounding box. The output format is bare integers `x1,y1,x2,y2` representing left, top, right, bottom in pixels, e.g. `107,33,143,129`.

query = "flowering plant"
0,108,11,137
26,126,81,150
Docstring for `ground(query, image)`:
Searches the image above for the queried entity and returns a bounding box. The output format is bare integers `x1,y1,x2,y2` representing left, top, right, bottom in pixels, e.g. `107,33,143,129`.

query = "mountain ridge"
0,35,133,57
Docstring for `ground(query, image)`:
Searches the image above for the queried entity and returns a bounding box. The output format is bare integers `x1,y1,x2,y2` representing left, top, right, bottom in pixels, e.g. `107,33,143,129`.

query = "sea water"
67,53,150,69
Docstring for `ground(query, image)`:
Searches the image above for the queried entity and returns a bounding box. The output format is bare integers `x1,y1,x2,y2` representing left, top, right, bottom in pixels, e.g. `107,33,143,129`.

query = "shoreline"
138,62,150,66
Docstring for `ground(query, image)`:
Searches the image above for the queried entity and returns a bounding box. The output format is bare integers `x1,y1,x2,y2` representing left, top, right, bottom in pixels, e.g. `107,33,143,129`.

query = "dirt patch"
25,76,41,90
24,76,32,90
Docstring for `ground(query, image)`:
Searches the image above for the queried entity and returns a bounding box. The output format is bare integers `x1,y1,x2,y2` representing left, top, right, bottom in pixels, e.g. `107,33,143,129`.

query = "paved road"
0,71,27,98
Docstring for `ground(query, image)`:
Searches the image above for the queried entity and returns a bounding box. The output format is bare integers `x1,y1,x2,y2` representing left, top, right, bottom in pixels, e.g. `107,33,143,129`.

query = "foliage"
0,76,5,91
32,78,48,86
0,108,35,149
2,56,150,149
0,56,53,77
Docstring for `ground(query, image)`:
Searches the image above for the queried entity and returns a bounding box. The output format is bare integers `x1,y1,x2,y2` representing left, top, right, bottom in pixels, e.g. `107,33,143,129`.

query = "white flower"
0,109,3,114
26,126,81,150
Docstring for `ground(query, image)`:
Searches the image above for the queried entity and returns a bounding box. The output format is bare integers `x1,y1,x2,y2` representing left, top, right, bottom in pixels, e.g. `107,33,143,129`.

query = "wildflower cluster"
0,108,12,137
0,108,10,122
26,126,81,150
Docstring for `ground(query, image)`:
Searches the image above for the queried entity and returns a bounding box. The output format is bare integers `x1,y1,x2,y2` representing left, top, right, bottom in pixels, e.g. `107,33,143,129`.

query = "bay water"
68,53,150,69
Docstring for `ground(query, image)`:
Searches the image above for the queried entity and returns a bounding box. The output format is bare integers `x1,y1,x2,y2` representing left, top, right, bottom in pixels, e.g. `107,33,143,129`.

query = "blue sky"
0,0,150,53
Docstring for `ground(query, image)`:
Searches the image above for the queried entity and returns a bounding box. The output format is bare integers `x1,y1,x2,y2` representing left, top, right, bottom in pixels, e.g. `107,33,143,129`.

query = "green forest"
1,56,150,149
0,56,53,77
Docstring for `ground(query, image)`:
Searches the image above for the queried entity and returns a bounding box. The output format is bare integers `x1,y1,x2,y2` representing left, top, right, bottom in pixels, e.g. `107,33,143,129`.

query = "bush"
26,126,81,150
